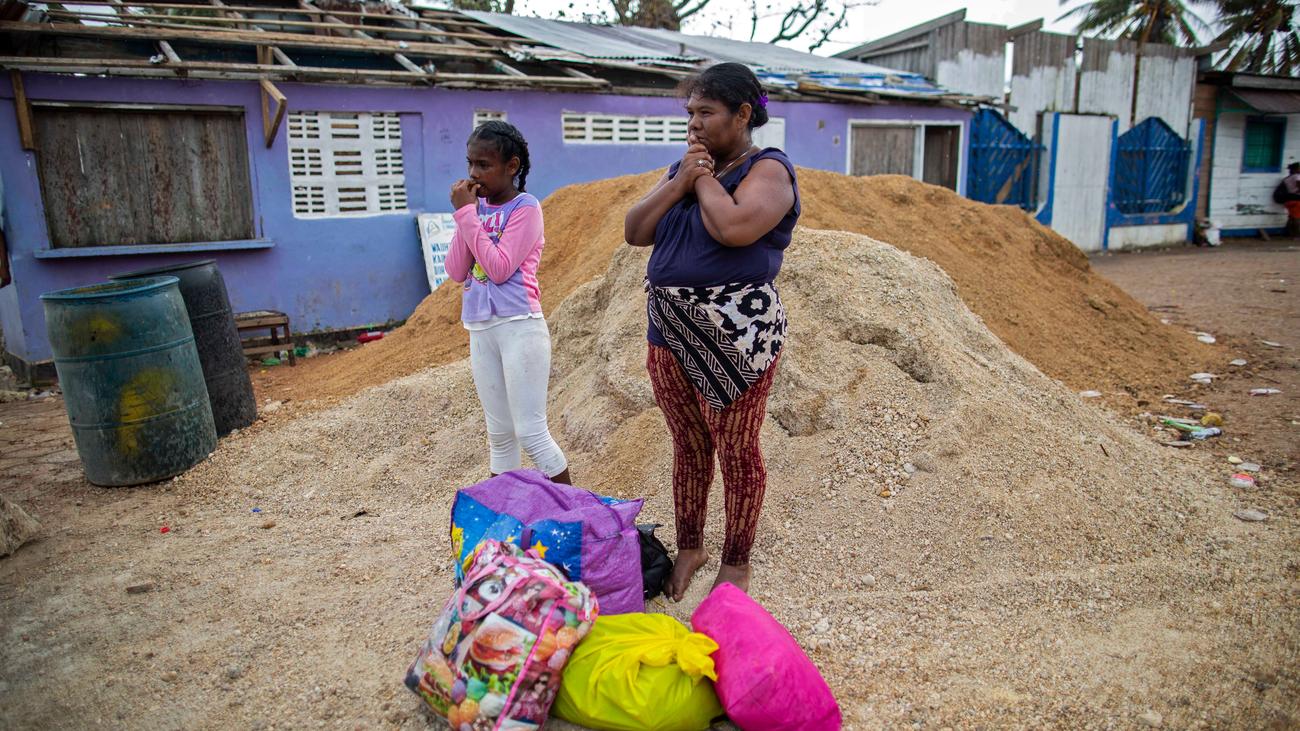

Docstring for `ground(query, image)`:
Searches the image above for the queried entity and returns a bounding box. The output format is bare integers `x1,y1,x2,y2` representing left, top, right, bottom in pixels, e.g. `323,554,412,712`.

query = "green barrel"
41,276,217,486
110,260,257,436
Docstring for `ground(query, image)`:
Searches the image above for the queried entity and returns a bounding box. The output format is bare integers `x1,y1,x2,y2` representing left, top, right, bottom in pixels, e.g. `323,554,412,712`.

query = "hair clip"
757,92,769,108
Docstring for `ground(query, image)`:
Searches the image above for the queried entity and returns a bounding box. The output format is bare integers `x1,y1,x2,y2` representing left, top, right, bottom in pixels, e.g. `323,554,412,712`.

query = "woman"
624,62,800,600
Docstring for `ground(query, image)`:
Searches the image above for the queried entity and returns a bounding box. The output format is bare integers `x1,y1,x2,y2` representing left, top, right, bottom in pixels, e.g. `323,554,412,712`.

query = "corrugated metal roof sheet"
463,12,967,100
466,13,927,76
1229,88,1300,115
622,26,907,75
463,11,699,62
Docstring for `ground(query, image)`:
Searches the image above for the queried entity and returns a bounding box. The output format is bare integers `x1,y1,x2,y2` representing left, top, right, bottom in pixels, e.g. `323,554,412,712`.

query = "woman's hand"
677,135,714,194
450,179,481,210
625,136,709,246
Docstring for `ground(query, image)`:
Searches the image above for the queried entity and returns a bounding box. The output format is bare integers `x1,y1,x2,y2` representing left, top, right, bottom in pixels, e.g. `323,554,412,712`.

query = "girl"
624,62,799,600
445,121,571,485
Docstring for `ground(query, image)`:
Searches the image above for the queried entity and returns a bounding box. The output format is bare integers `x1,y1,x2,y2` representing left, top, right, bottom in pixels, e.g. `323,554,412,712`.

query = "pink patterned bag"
406,540,598,730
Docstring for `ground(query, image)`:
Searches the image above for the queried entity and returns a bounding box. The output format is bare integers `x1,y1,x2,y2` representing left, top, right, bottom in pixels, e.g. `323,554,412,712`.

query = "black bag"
637,523,673,601
1274,181,1292,205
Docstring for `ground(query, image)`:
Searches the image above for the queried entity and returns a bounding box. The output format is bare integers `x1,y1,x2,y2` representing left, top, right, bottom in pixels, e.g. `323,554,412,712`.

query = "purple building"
0,4,975,381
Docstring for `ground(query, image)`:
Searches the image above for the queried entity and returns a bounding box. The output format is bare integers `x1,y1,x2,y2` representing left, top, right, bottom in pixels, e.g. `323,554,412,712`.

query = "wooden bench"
234,310,296,366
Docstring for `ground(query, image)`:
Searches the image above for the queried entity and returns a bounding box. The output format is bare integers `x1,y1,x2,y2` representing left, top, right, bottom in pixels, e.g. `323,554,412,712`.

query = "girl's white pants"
468,317,568,477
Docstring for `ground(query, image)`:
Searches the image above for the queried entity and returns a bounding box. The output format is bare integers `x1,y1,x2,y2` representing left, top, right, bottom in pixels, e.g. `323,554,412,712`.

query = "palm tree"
1057,0,1209,47
1212,0,1299,75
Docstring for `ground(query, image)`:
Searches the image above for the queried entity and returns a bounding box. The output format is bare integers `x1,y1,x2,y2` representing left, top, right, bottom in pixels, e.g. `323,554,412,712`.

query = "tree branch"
675,0,711,23
806,1,852,51
771,0,822,42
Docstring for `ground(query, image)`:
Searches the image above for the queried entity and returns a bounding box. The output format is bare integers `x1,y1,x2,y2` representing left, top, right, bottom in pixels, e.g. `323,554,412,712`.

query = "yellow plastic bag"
552,613,724,731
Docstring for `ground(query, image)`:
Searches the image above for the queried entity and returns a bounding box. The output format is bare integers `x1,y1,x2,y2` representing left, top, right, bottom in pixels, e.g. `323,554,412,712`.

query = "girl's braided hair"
469,120,531,192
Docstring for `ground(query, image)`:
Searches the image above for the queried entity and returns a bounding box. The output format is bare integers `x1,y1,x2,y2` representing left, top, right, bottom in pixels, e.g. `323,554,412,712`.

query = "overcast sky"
508,0,1108,55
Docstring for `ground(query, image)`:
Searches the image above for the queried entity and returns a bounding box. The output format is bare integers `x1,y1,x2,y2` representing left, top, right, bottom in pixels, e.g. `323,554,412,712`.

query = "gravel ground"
2,230,1296,730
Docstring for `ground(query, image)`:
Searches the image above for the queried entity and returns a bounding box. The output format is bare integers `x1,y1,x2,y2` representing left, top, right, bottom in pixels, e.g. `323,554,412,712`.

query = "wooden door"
922,125,960,190
850,125,916,177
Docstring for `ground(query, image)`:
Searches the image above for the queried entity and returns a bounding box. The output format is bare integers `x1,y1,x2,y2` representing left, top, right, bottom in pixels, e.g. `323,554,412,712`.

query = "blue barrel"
110,260,257,436
41,276,217,486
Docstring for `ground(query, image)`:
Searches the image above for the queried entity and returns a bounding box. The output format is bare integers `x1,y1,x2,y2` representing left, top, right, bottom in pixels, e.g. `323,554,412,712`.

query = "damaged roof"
0,0,983,103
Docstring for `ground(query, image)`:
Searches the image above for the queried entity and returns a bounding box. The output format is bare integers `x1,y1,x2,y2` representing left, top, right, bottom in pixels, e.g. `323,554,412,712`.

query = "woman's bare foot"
550,468,572,485
666,548,710,602
713,563,752,594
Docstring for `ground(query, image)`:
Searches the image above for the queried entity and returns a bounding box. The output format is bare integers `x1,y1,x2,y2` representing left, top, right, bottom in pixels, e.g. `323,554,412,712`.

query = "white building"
1194,72,1300,236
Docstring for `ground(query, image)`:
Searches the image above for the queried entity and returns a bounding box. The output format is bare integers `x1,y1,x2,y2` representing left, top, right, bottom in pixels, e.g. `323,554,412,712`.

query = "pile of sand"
303,174,647,402
290,170,1211,406
16,227,1278,729
795,170,1211,396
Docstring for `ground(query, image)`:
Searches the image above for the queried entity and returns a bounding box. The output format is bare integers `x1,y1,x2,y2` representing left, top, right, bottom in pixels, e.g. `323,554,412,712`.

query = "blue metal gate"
966,109,1041,210
1112,117,1191,214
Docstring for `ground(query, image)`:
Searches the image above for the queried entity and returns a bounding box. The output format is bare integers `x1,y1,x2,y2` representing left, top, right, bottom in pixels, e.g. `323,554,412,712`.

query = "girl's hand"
677,134,713,193
451,179,481,209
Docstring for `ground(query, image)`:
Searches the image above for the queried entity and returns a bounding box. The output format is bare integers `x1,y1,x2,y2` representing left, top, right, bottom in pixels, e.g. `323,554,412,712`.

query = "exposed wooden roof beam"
272,46,296,67
35,0,497,28
0,55,606,88
0,54,424,80
41,8,508,43
256,47,286,147
208,0,260,32
154,38,186,76
492,59,526,77
10,70,34,150
560,66,597,80
429,70,596,86
297,0,427,80
393,53,425,75
0,20,499,59
157,39,181,64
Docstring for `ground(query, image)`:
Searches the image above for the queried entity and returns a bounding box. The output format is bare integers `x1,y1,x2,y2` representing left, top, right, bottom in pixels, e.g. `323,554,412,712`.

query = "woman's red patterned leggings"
646,344,779,566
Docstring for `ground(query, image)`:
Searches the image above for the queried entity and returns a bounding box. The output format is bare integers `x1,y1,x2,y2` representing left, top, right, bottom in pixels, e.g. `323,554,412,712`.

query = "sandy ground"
1092,240,1299,471
2,238,1298,731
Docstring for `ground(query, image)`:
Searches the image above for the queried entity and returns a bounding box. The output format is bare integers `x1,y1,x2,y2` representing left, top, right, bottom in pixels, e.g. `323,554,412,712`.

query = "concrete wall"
1037,113,1202,252
1045,113,1114,252
1108,222,1187,249
0,73,969,367
1207,111,1300,233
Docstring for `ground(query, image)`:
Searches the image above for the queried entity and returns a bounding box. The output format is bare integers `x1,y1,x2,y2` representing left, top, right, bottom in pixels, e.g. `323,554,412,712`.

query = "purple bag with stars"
451,469,645,615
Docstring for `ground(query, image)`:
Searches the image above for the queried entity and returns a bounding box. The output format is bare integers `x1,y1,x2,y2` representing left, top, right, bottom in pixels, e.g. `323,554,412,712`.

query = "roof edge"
833,9,967,60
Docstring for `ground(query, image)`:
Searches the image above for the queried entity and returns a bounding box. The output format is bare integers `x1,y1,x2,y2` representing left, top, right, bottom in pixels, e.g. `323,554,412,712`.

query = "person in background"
1283,162,1300,237
623,62,799,600
446,121,571,485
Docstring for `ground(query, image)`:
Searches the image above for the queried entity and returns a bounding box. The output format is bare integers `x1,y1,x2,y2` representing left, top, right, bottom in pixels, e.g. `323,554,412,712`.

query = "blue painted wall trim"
1102,118,1120,250
1221,227,1286,237
1035,112,1061,227
33,240,275,259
